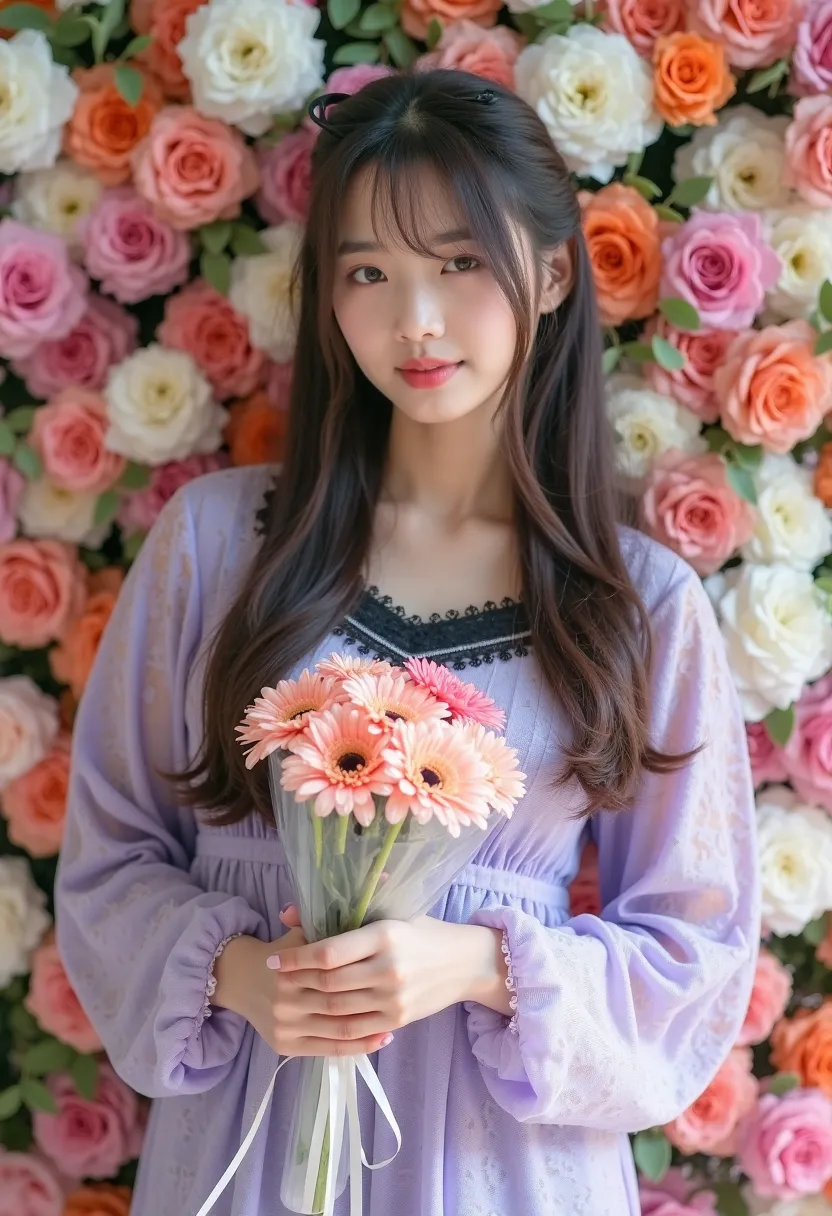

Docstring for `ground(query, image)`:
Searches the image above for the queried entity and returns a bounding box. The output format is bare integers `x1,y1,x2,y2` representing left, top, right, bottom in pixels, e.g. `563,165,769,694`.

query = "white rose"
514,26,662,184
0,675,59,790
104,345,228,467
763,205,832,321
0,857,51,988
0,31,78,175
229,223,302,360
18,477,105,546
746,1193,832,1216
716,563,832,722
178,0,325,137
673,105,792,213
605,373,706,484
12,159,102,251
741,453,832,571
756,785,832,937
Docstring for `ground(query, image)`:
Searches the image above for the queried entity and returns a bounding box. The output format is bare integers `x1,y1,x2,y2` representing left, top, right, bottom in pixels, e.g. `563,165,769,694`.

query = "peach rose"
641,449,756,575
63,1184,131,1216
401,0,502,42
64,65,164,187
645,317,738,423
603,0,687,56
737,948,793,1047
785,96,832,209
49,568,124,699
137,0,205,100
225,390,288,467
157,280,266,400
0,540,86,650
568,841,601,917
715,320,832,454
131,106,259,231
1,733,70,857
419,21,525,88
664,1045,758,1155
652,32,735,127
771,1001,832,1099
30,389,125,496
816,442,832,508
579,183,662,327
689,0,802,70
0,1148,63,1216
33,1063,145,1180
24,930,102,1054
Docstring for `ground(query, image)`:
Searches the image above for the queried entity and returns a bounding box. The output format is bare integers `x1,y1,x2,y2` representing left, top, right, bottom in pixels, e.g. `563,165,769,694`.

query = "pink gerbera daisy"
404,658,506,731
382,720,492,837
316,654,397,681
280,704,393,823
235,671,344,769
457,722,526,817
342,672,449,735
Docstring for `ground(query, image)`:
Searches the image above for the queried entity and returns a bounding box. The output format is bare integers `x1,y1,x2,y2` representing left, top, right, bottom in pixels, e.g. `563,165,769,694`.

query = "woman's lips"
396,362,461,389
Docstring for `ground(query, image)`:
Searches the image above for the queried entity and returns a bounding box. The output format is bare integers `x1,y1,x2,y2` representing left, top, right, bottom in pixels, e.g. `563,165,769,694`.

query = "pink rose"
24,931,102,1053
0,1149,64,1216
266,360,293,411
603,0,687,56
0,540,86,649
660,210,781,330
568,840,602,916
419,20,525,88
1,733,70,857
781,673,832,813
30,389,125,494
81,187,191,305
157,280,266,400
737,1088,832,1199
256,128,315,225
33,1063,144,1181
785,96,832,209
791,0,832,94
11,296,138,399
737,948,793,1047
303,66,393,133
639,1167,718,1215
641,450,756,576
644,317,738,423
131,105,259,231
664,1046,758,1155
116,453,226,536
0,458,24,544
0,221,88,360
746,721,788,789
688,0,802,69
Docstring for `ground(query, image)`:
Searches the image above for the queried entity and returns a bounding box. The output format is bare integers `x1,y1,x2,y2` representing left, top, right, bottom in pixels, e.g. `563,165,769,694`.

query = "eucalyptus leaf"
359,3,398,31
12,443,42,480
704,424,733,454
121,32,153,59
20,1077,57,1115
50,13,92,46
113,64,144,107
819,279,832,324
602,346,621,375
764,704,796,748
620,341,654,364
94,489,119,528
200,219,233,255
21,1039,75,1076
200,250,231,296
71,1053,99,1101
626,150,644,179
532,0,573,20
230,224,268,257
328,0,360,29
654,204,684,224
0,422,15,457
99,0,126,41
0,3,52,31
815,330,832,357
734,443,763,470
804,914,830,946
625,175,661,201
815,575,832,596
119,462,150,491
726,461,757,504
768,1072,801,1096
384,27,418,67
632,1129,671,1183
332,41,380,65
651,334,686,371
5,406,36,435
121,530,147,564
8,1005,39,1042
747,58,788,95
0,1086,21,1120
712,1181,750,1216
426,17,442,48
658,297,700,331
666,175,713,208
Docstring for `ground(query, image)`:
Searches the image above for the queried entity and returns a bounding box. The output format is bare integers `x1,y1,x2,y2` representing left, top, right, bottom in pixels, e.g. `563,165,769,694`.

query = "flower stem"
312,1117,330,1214
335,813,350,855
348,820,403,931
311,806,322,869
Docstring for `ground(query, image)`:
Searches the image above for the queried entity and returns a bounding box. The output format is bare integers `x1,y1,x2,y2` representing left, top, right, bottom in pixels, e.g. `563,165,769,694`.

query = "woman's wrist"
452,923,513,1016
210,934,266,1019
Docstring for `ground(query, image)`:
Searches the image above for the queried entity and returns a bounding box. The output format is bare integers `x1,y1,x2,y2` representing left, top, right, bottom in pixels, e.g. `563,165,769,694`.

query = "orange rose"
0,539,86,649
770,1000,832,1099
63,1183,132,1216
652,32,735,127
1,732,70,857
401,0,502,42
136,0,205,100
64,64,164,186
225,390,288,467
579,183,662,326
49,567,125,698
816,442,832,509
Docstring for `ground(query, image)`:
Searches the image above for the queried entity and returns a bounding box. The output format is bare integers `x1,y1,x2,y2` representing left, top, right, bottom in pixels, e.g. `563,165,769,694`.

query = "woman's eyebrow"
337,228,472,256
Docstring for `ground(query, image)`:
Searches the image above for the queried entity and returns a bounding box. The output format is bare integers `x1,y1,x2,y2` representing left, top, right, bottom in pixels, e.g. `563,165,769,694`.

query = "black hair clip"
475,89,497,105
307,92,351,137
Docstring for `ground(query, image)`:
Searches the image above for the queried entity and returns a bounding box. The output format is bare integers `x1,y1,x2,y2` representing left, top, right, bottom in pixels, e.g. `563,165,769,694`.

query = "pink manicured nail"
266,955,281,969
379,1034,394,1048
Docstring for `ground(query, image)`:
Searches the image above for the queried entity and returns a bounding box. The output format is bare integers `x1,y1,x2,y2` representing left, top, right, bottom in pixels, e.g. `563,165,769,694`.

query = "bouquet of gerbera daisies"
236,654,525,1216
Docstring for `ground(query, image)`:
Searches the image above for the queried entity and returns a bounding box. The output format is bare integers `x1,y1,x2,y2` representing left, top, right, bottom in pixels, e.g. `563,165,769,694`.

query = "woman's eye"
443,255,481,274
351,266,386,285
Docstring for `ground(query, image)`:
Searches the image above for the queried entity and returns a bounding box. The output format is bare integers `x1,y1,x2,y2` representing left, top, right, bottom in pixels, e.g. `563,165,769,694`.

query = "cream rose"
0,32,78,175
12,160,102,252
764,206,832,322
756,785,832,937
17,478,103,547
605,373,707,484
0,856,51,988
741,454,832,571
104,345,228,467
229,223,302,360
673,106,792,213
746,1194,832,1215
0,675,59,790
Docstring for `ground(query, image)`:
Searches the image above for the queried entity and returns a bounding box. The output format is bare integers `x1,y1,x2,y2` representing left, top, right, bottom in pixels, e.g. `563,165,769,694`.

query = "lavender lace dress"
54,464,760,1216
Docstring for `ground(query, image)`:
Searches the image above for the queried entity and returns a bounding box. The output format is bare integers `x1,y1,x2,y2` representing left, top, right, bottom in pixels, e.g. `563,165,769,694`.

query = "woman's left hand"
272,907,512,1042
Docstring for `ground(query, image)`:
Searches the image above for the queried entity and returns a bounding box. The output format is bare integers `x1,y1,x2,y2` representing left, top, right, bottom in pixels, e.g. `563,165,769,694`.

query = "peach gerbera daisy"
456,722,526,817
315,654,397,681
404,658,506,731
382,720,492,837
235,671,344,769
281,704,394,823
342,672,449,735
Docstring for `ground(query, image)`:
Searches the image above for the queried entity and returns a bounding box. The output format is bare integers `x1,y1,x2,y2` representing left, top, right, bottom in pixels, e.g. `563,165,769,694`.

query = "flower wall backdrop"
0,0,831,1212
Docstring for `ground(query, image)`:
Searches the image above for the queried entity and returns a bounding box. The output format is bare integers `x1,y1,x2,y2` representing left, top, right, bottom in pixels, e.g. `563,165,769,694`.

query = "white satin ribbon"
194,1053,401,1216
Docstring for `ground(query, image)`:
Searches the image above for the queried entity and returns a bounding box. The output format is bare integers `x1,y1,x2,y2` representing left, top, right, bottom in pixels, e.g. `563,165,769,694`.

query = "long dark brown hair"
169,69,694,826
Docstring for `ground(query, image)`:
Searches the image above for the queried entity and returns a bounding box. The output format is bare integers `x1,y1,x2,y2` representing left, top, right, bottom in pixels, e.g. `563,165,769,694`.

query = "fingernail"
266,955,281,970
280,903,291,913
379,1033,394,1048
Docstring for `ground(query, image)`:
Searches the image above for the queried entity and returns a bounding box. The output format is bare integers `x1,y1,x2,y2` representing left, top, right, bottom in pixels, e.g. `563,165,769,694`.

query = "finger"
266,927,307,969
283,983,381,1018
275,925,384,973
300,1012,393,1043
291,1032,394,1058
283,960,381,994
280,905,302,928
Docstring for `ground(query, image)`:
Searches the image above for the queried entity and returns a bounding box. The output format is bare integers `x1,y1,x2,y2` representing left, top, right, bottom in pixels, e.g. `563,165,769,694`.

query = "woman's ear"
539,243,575,315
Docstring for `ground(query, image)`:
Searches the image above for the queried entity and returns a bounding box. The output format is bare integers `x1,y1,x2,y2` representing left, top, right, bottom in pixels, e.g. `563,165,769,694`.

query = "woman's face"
332,167,529,427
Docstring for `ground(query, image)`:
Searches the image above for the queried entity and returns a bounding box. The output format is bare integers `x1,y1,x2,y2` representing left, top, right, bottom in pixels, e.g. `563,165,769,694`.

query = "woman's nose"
394,285,445,342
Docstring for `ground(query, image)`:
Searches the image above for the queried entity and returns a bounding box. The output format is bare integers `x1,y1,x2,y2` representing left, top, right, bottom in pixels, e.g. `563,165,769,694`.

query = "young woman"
55,70,760,1216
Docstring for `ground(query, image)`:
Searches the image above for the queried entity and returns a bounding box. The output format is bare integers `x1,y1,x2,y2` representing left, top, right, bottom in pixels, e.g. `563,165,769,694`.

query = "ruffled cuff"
198,933,244,1040
464,908,530,1086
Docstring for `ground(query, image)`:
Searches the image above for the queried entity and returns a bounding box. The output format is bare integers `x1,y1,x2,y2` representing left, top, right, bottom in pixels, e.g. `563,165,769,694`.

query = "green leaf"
704,424,733,454
8,1005,40,1042
70,1053,99,1101
651,334,686,371
620,341,654,364
332,40,380,65
626,150,644,179
804,913,830,946
21,1039,75,1076
768,1071,801,1096
49,41,81,68
113,64,144,107
726,460,757,504
20,1077,57,1115
383,27,418,67
200,250,231,296
734,443,763,470
50,13,92,46
666,175,713,208
12,443,42,480
815,330,832,357
658,297,700,332
121,529,147,564
819,280,832,325
118,461,150,491
764,704,796,748
328,0,360,28
532,0,574,20
625,175,661,201
0,1086,21,1120
5,405,36,435
0,3,53,31
632,1129,671,1183
668,123,693,138
120,32,153,59
602,345,621,375
230,223,267,257
815,575,832,596
654,204,684,224
0,421,15,457
359,3,398,31
426,16,442,48
93,489,119,527
98,0,126,41
712,1181,750,1216
200,219,233,255
747,57,788,95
